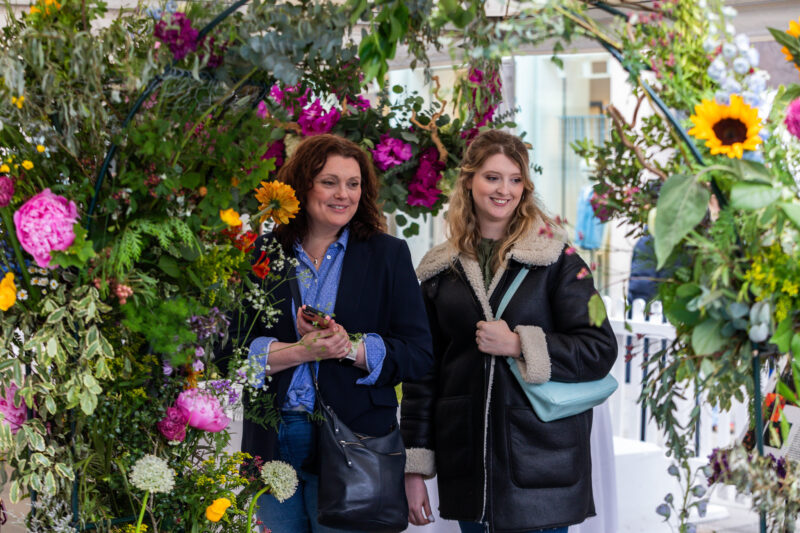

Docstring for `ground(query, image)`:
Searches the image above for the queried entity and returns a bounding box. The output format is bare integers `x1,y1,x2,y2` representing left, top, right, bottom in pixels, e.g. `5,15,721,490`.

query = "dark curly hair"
272,134,386,250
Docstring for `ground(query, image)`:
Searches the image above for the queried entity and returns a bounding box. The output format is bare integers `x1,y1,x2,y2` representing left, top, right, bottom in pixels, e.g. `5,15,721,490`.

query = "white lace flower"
260,460,298,502
129,454,175,494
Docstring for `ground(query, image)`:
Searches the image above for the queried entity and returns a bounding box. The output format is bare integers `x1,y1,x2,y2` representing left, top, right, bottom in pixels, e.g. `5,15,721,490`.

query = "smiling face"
305,154,362,235
467,153,524,237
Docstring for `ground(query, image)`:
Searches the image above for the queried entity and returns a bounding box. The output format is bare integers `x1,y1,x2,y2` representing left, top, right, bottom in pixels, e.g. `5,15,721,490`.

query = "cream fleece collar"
416,220,566,284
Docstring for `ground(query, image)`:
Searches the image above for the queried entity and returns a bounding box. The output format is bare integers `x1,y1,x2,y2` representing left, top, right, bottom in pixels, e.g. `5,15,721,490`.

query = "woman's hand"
296,305,333,337
475,319,521,357
405,473,433,526
298,325,350,361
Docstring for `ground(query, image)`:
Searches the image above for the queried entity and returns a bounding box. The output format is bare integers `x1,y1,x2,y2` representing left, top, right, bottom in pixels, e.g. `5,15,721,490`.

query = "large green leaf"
588,293,607,327
654,173,710,269
730,182,781,210
691,318,727,356
780,203,800,230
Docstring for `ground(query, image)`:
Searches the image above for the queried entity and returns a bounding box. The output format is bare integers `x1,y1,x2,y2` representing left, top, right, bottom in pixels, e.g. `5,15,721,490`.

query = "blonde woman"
401,130,617,533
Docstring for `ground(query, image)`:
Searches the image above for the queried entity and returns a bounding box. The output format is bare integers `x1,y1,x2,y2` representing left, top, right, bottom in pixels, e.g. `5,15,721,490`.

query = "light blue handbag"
496,267,618,422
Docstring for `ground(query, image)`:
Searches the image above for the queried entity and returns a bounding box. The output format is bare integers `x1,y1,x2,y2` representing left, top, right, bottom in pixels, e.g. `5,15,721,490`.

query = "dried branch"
410,75,448,163
607,104,668,181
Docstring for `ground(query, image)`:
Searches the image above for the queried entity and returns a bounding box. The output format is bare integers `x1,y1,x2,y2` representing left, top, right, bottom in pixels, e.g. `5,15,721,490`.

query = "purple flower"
406,147,445,208
261,140,286,172
270,83,311,116
189,308,230,341
195,346,205,359
0,176,13,207
0,382,26,435
13,188,79,269
162,361,174,376
371,135,413,171
192,359,204,373
785,98,800,140
157,406,188,442
175,388,230,432
154,12,199,61
297,100,340,136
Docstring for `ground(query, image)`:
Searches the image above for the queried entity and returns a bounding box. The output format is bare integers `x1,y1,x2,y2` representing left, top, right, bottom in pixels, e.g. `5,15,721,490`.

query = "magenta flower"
298,100,340,136
785,98,800,140
157,406,188,442
257,100,268,119
154,12,199,61
372,135,413,171
407,147,445,208
261,140,286,172
13,188,79,269
345,95,371,112
270,83,311,116
175,388,229,432
0,176,13,207
0,383,27,435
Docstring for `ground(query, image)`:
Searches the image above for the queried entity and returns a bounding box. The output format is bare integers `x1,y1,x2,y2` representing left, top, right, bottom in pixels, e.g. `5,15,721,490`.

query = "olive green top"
476,238,498,290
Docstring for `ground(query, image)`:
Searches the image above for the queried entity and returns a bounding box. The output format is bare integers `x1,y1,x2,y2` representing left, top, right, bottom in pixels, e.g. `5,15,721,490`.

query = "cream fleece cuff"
513,325,551,384
405,447,436,479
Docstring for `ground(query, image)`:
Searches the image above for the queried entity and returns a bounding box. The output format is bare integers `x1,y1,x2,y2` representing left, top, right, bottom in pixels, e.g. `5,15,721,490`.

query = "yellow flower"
11,95,24,108
0,164,9,173
0,273,17,311
219,208,242,227
782,279,799,297
30,5,40,13
21,160,33,170
782,18,800,73
688,94,762,159
254,181,300,225
205,497,231,522
36,145,45,153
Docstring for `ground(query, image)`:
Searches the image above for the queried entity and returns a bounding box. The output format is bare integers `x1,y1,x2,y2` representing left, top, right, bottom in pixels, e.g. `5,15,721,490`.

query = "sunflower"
687,94,762,159
781,18,800,73
254,180,300,225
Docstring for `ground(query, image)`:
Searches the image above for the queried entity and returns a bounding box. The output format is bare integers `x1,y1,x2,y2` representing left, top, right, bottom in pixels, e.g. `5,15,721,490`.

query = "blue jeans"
459,521,568,533
255,412,357,533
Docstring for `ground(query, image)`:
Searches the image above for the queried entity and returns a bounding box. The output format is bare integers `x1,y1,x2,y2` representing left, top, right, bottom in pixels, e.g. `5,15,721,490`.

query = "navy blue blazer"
240,231,433,462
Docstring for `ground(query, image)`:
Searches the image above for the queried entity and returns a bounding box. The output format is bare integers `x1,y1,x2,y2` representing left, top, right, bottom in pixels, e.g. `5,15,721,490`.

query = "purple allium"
0,176,13,208
785,97,800,140
407,147,445,208
297,100,340,136
371,134,413,171
154,12,199,61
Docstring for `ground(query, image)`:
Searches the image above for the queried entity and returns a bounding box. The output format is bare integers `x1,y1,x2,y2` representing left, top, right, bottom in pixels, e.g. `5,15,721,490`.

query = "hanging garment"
575,185,605,250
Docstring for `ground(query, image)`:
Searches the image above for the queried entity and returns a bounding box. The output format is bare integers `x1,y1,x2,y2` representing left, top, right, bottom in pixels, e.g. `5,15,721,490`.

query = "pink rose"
13,188,79,269
175,388,229,432
0,176,13,207
157,406,189,442
0,383,27,435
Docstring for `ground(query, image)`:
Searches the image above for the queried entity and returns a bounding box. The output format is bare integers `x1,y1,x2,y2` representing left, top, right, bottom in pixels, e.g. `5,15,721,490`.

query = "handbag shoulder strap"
495,266,529,320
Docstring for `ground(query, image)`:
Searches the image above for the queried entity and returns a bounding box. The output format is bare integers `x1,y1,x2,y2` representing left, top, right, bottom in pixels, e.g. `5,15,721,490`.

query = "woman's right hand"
405,473,433,526
296,305,333,337
298,325,350,361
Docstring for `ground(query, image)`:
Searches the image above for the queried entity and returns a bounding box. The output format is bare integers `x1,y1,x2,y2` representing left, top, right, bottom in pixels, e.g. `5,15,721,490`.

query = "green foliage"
653,173,710,269
123,296,203,365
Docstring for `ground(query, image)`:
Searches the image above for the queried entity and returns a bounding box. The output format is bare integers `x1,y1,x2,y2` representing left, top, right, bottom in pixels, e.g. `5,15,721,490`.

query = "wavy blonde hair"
447,130,551,271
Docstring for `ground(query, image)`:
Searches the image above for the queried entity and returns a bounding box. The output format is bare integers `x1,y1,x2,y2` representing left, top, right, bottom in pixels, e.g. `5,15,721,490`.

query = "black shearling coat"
401,224,617,532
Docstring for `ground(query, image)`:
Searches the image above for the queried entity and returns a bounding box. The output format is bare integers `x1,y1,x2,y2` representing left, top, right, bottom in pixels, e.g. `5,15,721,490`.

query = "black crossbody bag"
289,276,408,531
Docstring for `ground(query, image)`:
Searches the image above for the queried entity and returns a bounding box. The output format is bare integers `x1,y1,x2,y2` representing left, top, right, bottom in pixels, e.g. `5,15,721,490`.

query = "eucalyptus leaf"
691,319,726,356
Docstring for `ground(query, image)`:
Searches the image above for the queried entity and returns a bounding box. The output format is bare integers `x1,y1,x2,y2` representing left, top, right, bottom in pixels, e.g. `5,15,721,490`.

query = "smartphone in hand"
302,305,330,327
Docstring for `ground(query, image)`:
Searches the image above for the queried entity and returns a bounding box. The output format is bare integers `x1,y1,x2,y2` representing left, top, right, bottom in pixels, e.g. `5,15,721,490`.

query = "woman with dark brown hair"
242,134,433,532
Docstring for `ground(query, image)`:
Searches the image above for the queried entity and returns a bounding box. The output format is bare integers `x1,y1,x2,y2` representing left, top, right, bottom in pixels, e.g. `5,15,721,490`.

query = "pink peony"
175,388,229,432
0,383,27,434
786,98,800,140
157,406,189,442
13,188,79,269
0,176,13,207
371,135,413,171
407,147,445,208
297,100,340,136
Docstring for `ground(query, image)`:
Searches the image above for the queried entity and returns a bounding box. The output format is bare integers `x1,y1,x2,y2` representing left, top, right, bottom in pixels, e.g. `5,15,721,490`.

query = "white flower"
702,38,719,54
745,71,768,93
732,57,750,75
721,77,742,94
260,460,298,502
49,279,58,290
17,289,28,301
746,47,759,68
707,57,727,82
722,43,738,59
722,6,737,18
734,33,750,52
129,454,175,494
715,90,731,106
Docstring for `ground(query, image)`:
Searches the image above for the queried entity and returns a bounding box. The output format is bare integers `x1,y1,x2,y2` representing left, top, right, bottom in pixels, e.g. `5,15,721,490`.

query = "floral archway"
1,0,800,531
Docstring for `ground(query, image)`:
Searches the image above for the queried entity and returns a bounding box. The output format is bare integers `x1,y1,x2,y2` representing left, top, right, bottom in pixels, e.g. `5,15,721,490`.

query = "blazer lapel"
334,236,371,325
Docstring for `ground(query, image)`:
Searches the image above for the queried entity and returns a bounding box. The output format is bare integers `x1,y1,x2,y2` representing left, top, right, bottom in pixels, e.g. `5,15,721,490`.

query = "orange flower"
781,18,800,73
205,497,232,522
766,393,787,423
253,251,271,279
254,181,300,225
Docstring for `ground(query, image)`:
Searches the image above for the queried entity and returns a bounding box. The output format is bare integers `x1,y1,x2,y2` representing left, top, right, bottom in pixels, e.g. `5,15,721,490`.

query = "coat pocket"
434,396,473,479
505,406,581,488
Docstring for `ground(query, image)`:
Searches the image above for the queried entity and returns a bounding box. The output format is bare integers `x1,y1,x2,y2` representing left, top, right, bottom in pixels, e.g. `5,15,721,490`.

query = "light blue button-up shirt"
248,228,386,412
